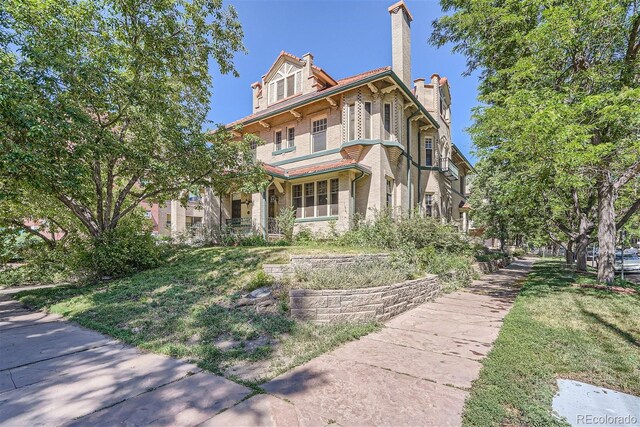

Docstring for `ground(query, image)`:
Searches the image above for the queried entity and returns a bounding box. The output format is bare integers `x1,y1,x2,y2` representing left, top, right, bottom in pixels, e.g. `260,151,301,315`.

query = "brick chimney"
388,1,413,88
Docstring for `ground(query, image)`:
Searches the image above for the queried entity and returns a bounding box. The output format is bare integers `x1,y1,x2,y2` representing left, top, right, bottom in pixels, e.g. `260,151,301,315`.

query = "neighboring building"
160,0,474,238
141,193,205,238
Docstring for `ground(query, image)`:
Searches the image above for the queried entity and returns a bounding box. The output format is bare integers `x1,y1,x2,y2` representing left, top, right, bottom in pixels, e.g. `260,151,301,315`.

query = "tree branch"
614,160,640,190
616,198,640,229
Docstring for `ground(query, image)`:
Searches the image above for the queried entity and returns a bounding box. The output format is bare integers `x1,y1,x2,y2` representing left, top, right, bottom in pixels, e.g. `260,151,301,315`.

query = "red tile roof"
227,66,391,128
262,159,369,178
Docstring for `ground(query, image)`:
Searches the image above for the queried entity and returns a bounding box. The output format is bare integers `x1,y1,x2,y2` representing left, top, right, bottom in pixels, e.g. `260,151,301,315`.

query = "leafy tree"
0,0,266,270
432,0,640,283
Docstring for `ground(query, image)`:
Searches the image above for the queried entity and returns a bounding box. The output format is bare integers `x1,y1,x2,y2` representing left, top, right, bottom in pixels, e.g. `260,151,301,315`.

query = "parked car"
614,254,640,273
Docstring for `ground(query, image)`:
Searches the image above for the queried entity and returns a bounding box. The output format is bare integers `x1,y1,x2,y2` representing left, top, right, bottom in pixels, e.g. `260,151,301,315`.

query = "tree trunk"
597,181,616,284
565,240,574,266
575,215,592,273
575,239,589,272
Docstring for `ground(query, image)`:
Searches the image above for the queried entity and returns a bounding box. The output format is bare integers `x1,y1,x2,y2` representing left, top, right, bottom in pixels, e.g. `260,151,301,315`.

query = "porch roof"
262,159,371,180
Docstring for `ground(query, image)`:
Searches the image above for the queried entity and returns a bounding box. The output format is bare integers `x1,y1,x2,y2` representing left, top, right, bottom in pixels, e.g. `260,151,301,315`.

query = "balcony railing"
225,217,252,228
439,157,459,181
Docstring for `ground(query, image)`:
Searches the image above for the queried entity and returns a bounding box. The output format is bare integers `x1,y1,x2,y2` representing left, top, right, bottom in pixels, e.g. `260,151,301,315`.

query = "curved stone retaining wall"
290,274,440,324
263,253,390,280
473,256,513,274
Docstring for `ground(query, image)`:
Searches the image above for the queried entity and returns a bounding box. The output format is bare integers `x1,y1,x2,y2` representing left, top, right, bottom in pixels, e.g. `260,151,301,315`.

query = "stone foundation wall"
473,256,513,274
263,253,390,280
290,274,441,324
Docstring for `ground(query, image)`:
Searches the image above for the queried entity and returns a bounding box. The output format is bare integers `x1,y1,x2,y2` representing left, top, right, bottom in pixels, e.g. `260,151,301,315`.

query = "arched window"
268,63,302,104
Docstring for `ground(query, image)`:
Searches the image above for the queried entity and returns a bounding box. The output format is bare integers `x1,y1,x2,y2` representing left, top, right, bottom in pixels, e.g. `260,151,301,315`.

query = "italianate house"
148,0,473,238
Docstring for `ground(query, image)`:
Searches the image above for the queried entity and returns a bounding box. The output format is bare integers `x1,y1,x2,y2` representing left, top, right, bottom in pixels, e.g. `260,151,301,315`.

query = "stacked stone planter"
263,253,390,280
473,256,514,274
290,274,441,324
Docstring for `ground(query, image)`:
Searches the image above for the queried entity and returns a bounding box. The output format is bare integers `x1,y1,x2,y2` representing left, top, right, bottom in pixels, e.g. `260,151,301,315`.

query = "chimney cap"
430,73,440,80
388,1,413,22
413,78,425,83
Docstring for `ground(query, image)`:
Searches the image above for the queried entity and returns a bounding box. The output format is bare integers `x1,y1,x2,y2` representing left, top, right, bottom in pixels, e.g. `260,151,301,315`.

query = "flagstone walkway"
0,258,534,426
208,257,535,427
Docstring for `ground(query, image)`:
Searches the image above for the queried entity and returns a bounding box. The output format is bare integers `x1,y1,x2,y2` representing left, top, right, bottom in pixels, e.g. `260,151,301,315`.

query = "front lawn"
463,260,640,426
13,245,379,385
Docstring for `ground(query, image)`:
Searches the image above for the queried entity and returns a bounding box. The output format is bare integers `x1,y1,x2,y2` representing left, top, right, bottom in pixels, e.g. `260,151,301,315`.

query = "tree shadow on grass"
11,246,295,375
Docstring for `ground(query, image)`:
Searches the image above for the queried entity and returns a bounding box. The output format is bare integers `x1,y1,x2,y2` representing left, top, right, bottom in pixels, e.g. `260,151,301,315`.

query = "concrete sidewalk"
207,258,535,427
0,258,533,426
0,290,250,426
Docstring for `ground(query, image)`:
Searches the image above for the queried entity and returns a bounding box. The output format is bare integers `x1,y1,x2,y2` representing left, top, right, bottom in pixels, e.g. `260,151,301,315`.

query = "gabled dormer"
251,51,337,112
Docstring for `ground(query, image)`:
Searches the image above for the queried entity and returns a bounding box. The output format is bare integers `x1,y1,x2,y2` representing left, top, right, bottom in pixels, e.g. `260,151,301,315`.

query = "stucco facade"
158,0,474,239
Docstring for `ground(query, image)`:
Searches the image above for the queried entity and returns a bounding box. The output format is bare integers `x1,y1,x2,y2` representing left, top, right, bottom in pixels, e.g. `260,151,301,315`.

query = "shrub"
421,252,475,292
245,270,274,292
275,206,296,243
293,260,411,290
0,241,72,287
72,214,163,278
339,208,471,254
294,226,314,243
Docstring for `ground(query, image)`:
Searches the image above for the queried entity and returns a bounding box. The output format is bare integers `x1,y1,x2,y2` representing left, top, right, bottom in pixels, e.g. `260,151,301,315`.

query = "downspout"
262,176,275,239
406,110,421,214
417,129,421,213
350,170,366,228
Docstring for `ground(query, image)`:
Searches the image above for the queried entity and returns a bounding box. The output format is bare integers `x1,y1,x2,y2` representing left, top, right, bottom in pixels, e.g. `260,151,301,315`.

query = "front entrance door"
231,199,242,219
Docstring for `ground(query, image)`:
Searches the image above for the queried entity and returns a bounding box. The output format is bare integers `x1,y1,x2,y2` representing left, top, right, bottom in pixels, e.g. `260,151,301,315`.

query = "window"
383,103,391,139
268,63,302,104
330,179,339,215
293,179,338,218
364,102,372,139
317,180,328,216
166,213,172,228
312,118,327,152
287,127,295,148
348,103,356,141
425,137,433,166
425,194,433,217
292,184,303,217
275,130,282,151
386,178,394,208
144,210,152,219
188,192,200,203
304,183,315,217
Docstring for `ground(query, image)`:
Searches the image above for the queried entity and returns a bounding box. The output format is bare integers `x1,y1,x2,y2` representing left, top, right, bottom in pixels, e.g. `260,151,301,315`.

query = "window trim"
383,103,392,140
268,63,302,105
348,102,356,141
274,130,283,151
385,177,394,208
287,126,295,148
364,101,372,139
311,116,328,153
291,177,338,219
425,136,433,166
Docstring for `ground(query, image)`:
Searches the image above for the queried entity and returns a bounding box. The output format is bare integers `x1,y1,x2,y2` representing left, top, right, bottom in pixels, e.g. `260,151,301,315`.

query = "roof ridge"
336,66,392,84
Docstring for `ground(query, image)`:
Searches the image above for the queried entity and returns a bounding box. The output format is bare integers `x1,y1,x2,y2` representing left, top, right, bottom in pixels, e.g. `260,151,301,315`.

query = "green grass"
13,245,378,384
463,260,640,427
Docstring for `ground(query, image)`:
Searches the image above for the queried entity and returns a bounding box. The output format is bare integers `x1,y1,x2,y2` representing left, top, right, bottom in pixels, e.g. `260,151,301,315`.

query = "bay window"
292,178,339,218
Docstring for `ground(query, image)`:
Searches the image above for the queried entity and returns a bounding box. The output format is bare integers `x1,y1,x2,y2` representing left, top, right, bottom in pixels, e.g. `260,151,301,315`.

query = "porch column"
462,211,468,234
261,189,268,239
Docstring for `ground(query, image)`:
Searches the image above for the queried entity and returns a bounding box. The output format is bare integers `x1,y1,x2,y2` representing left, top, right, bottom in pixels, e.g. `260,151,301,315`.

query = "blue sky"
208,0,479,164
